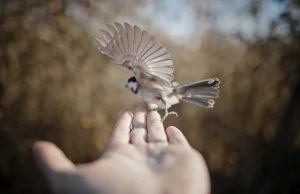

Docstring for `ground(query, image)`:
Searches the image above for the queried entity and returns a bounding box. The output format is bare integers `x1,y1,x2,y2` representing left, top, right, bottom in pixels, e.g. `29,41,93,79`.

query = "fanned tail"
173,78,220,108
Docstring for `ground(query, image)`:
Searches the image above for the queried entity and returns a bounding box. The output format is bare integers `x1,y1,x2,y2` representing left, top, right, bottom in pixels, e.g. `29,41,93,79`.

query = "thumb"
33,141,99,194
33,141,75,174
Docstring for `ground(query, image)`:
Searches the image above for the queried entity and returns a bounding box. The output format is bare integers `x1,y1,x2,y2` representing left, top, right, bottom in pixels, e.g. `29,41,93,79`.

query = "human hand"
33,107,211,194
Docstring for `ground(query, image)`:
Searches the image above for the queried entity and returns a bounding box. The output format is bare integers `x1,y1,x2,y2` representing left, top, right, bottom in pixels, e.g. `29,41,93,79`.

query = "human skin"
33,107,211,194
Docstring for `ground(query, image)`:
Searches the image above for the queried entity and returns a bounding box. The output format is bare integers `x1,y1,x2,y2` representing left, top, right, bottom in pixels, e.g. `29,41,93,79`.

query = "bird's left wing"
96,22,174,87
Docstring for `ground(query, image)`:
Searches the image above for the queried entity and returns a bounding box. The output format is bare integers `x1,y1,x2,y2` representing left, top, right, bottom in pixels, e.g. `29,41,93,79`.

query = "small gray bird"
96,22,220,121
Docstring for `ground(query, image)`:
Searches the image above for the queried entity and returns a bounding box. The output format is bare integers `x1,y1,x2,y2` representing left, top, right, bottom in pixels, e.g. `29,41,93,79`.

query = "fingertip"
115,111,133,128
166,126,190,147
123,111,133,118
147,111,163,128
147,110,161,120
33,141,47,151
147,110,167,142
166,125,174,132
33,141,75,173
166,126,180,137
33,142,53,177
134,107,147,113
33,141,57,161
109,111,133,146
166,125,180,133
33,141,56,151
117,111,133,123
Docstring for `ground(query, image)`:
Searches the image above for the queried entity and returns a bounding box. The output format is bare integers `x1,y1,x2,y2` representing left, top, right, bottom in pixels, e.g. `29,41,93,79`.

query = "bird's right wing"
96,22,174,87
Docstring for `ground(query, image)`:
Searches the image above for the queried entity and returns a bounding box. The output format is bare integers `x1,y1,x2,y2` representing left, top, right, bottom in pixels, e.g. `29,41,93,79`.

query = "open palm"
34,108,210,194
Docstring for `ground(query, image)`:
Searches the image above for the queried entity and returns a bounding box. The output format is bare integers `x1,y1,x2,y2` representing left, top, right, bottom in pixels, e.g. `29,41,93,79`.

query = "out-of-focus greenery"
0,1,300,194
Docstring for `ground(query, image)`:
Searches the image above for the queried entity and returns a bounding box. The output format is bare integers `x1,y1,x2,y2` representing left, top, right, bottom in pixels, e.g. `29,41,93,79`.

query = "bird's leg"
161,97,178,122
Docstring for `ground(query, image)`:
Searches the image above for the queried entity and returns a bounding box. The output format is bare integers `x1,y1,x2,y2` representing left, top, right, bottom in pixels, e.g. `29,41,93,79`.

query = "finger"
109,111,133,146
130,107,147,144
166,126,190,147
147,111,168,143
33,141,75,174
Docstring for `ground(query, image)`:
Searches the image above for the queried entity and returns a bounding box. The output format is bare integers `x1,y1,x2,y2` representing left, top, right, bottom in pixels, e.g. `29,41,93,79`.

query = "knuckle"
130,128,146,137
130,129,139,136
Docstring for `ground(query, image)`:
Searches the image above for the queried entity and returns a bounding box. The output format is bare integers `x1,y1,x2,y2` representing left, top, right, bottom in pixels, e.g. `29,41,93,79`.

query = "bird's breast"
137,89,160,102
136,88,179,109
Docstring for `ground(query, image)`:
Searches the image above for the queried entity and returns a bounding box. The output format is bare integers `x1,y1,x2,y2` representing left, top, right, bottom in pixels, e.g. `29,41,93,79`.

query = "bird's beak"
125,84,127,88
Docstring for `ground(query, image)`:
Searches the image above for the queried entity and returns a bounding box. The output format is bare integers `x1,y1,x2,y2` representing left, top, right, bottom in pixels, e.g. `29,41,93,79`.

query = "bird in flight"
96,22,220,121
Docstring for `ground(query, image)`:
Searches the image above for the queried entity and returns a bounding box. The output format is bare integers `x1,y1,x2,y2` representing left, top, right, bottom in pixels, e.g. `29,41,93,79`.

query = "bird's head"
125,76,138,94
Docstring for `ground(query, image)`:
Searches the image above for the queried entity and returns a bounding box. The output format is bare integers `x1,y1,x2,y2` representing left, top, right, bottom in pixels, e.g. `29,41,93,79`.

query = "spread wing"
96,22,174,87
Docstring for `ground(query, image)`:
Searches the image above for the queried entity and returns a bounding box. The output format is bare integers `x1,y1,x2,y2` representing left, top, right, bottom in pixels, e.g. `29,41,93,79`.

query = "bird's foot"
169,111,178,117
161,111,178,122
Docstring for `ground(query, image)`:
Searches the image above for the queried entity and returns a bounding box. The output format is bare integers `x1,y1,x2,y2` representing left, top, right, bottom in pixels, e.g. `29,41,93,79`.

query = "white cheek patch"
127,82,137,91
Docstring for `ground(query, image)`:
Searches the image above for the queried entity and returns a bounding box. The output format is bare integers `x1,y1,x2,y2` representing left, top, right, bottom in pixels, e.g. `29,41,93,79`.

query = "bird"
96,22,220,122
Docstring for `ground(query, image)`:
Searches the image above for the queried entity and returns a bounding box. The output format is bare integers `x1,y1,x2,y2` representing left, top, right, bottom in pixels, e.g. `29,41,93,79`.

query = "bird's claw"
169,111,178,117
161,111,178,122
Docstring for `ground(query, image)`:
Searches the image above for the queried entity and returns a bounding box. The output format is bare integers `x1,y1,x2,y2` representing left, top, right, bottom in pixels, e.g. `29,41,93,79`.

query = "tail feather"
181,97,215,108
173,78,220,108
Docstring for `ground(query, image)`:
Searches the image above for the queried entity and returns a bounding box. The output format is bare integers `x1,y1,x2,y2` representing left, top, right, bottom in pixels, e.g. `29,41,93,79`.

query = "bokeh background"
0,0,300,193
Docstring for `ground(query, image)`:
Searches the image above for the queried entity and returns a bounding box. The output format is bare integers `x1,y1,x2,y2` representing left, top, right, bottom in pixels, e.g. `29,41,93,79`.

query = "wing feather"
125,23,134,56
106,24,126,57
143,46,167,62
136,31,150,59
111,44,123,62
133,26,142,55
151,71,174,83
141,42,162,62
95,37,107,48
148,66,173,74
115,22,129,56
100,30,113,42
146,55,172,65
147,60,173,66
139,36,156,61
96,22,175,86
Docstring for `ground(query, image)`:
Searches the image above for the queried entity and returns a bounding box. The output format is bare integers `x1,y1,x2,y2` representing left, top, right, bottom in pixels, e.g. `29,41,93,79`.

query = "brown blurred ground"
0,1,300,194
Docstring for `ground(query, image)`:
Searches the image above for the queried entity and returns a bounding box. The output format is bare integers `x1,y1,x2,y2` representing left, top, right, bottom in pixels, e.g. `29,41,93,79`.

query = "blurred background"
0,0,300,193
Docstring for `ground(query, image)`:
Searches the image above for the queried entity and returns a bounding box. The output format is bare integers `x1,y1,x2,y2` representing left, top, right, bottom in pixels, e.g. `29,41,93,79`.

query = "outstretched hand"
33,107,210,194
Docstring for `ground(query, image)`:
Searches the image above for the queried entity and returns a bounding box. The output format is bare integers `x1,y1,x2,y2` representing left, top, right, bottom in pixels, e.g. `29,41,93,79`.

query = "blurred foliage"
0,0,300,194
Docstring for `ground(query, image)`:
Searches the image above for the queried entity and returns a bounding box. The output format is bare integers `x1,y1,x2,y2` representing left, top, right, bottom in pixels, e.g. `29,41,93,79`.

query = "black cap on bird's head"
127,76,137,83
